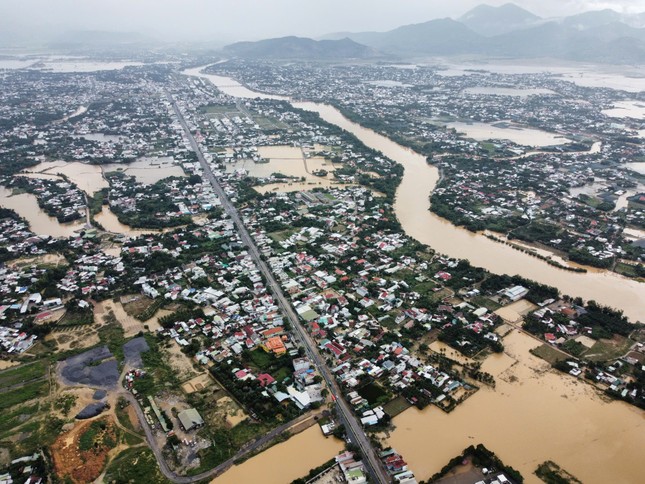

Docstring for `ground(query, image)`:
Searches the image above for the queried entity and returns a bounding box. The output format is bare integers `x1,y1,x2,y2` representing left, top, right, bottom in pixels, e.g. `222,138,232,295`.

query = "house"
177,408,204,431
257,373,276,387
502,285,528,301
142,283,159,299
263,336,287,355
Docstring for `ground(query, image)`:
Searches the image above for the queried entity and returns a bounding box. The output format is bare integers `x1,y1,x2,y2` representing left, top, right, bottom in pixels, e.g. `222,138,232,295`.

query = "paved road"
120,391,315,483
170,95,390,484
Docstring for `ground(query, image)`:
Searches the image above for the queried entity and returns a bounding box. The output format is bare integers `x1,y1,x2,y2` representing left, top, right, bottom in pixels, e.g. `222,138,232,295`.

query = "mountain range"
223,36,375,60
226,3,645,63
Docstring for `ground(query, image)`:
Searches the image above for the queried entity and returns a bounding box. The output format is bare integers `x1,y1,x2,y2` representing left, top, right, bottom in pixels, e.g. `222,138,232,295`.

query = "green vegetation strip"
535,461,582,484
0,361,47,388
0,379,49,411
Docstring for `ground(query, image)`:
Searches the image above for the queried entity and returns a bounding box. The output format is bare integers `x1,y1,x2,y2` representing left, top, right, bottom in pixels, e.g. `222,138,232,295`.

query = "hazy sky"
2,0,644,43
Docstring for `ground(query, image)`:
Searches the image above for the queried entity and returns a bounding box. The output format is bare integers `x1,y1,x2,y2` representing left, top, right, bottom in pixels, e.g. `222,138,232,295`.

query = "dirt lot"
95,299,159,337
8,253,66,268
181,373,214,394
46,326,100,352
50,417,118,483
52,387,97,420
164,343,199,381
202,394,248,430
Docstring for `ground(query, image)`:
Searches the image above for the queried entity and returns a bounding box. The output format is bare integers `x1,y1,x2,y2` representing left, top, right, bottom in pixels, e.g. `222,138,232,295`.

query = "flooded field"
437,61,645,93
602,101,645,119
72,133,122,143
38,61,145,73
463,87,555,97
211,426,343,484
624,162,645,175
23,160,108,194
445,121,571,146
225,145,348,193
387,330,645,484
94,206,162,236
366,80,412,88
18,158,186,236
102,156,185,184
0,185,85,237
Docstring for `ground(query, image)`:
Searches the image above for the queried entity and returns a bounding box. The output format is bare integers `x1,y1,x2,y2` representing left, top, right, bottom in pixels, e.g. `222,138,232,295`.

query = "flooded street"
184,65,645,322
211,426,343,484
387,330,645,483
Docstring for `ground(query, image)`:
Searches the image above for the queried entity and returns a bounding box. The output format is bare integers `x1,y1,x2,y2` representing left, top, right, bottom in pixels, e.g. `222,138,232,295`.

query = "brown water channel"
184,65,644,322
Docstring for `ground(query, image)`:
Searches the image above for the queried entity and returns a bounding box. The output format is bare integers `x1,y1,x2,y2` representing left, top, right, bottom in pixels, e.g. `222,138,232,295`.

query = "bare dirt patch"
51,417,118,483
0,360,19,370
164,343,199,381
8,253,66,268
96,299,155,337
46,327,100,352
52,387,97,419
202,395,248,430
181,373,214,394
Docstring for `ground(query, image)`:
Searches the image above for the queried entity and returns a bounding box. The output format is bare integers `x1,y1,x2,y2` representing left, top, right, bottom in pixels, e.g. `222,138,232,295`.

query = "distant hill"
324,3,645,63
223,36,376,60
459,3,541,36
348,19,482,55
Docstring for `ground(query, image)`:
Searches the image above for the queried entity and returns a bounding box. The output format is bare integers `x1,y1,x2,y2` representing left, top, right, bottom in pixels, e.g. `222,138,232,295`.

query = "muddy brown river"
183,65,644,323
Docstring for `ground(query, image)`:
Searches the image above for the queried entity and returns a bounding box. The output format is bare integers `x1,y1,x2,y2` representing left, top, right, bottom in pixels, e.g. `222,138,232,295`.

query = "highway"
170,95,390,484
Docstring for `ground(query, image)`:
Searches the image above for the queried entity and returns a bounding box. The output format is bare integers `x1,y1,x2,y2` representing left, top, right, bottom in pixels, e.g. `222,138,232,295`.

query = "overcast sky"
1,0,644,43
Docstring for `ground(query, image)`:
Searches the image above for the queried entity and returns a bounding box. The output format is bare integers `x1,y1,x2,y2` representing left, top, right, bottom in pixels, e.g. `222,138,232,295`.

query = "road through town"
170,93,390,484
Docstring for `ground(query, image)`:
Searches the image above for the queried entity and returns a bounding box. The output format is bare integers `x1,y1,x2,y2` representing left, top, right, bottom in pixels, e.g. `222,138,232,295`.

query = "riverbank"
184,64,644,322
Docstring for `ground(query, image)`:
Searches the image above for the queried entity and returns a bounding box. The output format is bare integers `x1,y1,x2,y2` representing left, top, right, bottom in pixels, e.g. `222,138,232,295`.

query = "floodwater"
72,133,122,143
101,156,185,184
366,80,412,88
387,330,645,483
0,186,84,237
437,62,645,93
23,161,108,194
224,145,345,192
463,87,555,97
94,206,163,237
624,163,645,175
602,101,645,119
445,121,570,146
211,425,343,484
37,61,144,73
184,66,645,322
